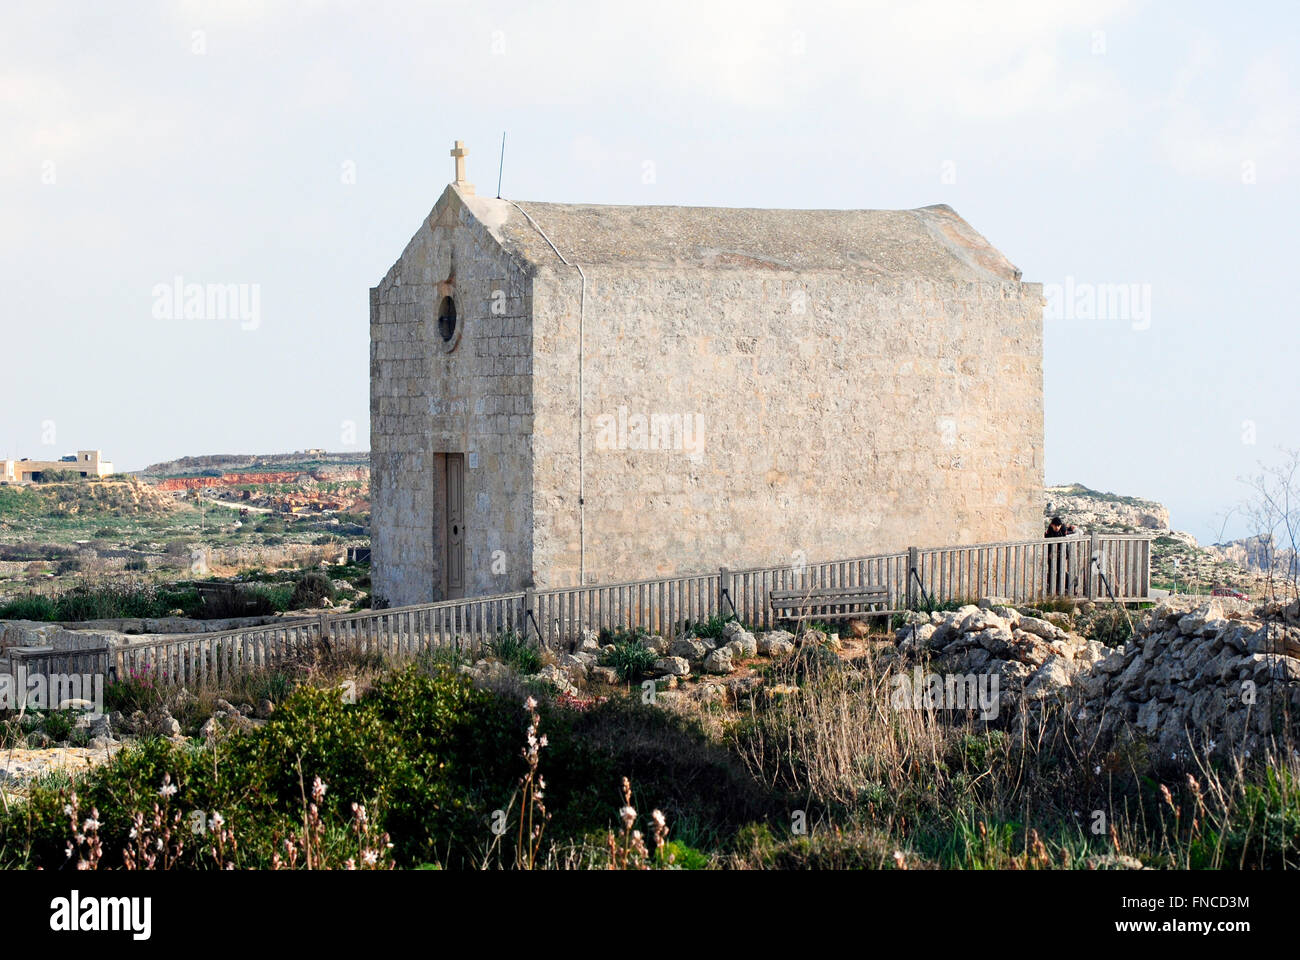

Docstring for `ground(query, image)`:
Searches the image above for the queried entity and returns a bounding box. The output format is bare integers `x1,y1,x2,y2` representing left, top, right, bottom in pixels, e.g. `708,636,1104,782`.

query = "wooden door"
444,453,465,599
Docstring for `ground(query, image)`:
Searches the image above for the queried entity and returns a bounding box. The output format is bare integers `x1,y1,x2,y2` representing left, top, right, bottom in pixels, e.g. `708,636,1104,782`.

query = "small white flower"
619,805,636,829
363,850,378,865
524,696,538,711
209,812,225,830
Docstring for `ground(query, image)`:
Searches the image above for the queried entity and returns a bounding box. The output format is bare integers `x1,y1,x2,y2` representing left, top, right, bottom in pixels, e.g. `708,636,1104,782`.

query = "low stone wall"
895,596,1300,758
0,615,294,653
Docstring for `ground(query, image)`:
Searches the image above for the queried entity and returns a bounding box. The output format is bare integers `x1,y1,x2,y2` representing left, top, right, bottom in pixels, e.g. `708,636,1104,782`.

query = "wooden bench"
769,585,901,628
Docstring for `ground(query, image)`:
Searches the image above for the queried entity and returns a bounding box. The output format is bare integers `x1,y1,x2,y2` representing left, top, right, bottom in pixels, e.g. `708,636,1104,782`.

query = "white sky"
2,0,1296,542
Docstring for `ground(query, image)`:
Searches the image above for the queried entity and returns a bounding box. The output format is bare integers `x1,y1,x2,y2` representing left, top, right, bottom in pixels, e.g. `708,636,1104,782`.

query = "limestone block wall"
529,269,1043,587
371,192,534,607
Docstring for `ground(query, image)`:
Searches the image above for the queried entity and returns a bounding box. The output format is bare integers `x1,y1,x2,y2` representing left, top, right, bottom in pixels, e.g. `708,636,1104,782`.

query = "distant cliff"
1044,483,1268,595
1044,483,1170,534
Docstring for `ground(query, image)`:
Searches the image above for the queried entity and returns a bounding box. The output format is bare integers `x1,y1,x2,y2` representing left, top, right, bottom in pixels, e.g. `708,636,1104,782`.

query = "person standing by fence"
1045,516,1077,595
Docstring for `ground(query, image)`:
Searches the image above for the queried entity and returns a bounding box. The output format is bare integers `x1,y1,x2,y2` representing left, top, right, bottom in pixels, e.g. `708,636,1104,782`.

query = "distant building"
0,450,115,482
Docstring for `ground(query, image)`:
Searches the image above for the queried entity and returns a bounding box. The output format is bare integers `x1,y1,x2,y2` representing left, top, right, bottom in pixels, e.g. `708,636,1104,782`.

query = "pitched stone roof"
463,191,1023,283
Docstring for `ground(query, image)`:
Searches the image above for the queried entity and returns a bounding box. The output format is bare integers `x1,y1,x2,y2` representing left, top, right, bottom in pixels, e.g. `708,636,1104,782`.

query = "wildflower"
209,812,225,830
1093,765,1101,775
651,810,666,829
893,850,907,870
619,805,636,830
524,696,538,711
1159,783,1175,813
363,850,378,866
159,774,178,798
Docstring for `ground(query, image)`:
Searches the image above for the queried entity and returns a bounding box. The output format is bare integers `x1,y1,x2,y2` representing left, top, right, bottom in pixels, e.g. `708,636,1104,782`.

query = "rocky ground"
0,744,121,798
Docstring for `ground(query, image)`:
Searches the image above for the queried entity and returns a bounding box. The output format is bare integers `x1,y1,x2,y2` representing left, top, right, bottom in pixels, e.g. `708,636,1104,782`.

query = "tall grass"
729,642,1300,868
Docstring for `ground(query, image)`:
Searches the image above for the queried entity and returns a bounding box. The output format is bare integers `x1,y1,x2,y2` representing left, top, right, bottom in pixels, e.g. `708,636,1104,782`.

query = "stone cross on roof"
450,140,473,194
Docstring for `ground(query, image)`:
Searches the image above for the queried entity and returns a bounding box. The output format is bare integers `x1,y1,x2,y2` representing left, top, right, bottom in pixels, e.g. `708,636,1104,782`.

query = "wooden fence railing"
112,592,527,688
8,535,1150,686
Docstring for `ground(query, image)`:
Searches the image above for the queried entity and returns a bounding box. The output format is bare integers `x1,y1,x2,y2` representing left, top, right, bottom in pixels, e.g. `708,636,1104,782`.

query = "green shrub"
0,594,57,621
105,665,165,714
4,667,525,869
290,571,336,609
40,710,74,742
601,638,657,682
1084,606,1134,648
655,840,711,869
690,614,735,640
489,630,543,674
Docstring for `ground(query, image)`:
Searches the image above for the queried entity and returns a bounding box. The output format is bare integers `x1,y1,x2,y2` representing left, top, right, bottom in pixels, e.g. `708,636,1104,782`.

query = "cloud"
1158,44,1299,182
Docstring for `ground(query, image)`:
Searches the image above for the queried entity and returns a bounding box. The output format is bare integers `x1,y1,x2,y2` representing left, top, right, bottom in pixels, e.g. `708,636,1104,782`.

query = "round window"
437,296,457,342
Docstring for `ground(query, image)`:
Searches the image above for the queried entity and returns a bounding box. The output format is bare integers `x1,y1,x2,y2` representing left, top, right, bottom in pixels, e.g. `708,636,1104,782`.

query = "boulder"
671,638,707,661
703,648,734,674
557,654,589,683
1016,616,1064,642
758,633,795,657
896,622,937,653
1177,601,1223,636
643,634,671,655
757,630,795,655
1022,656,1073,701
721,622,758,657
654,656,691,677
1086,853,1144,870
527,664,579,697
573,630,602,655
156,715,182,737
